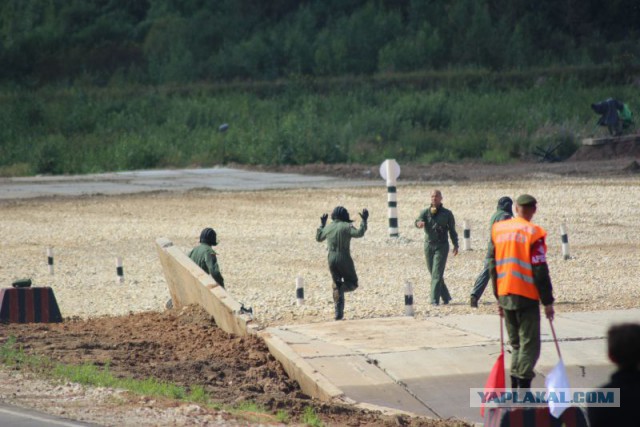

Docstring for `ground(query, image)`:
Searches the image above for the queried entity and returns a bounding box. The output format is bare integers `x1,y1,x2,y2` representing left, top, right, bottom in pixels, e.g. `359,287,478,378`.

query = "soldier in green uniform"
469,196,513,308
188,227,225,288
415,189,459,305
489,194,555,389
316,206,368,320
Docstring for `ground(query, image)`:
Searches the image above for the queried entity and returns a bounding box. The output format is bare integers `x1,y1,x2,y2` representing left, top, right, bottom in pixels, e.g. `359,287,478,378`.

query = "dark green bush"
0,77,637,175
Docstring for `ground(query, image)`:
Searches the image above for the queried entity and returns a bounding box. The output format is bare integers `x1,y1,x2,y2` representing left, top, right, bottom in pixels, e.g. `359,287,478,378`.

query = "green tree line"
1,0,639,85
1,80,635,176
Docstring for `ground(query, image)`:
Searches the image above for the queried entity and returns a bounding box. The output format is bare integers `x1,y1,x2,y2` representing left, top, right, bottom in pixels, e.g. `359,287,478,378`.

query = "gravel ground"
0,370,264,427
1,176,639,326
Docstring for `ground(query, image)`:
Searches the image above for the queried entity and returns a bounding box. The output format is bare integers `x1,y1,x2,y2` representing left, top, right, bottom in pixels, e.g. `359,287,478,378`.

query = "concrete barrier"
156,237,394,411
259,330,346,402
155,237,256,336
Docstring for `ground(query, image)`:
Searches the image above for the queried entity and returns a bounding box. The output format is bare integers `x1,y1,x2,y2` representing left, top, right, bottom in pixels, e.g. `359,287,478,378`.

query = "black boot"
334,298,344,320
510,376,519,390
470,295,478,308
333,286,345,320
519,378,532,389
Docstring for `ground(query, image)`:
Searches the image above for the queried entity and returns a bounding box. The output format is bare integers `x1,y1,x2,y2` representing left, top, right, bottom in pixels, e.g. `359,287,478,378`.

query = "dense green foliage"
2,1,639,175
1,0,639,84
1,78,636,176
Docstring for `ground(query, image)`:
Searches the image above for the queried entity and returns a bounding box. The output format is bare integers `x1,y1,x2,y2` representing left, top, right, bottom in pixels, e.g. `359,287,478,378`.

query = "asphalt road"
0,167,376,200
0,403,97,427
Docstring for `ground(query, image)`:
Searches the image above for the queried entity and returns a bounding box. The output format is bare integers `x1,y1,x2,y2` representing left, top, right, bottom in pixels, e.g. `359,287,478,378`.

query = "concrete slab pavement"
262,309,639,425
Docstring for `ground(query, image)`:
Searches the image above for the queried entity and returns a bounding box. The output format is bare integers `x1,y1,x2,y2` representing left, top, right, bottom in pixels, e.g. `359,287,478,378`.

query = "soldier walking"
316,206,368,320
489,194,555,389
415,189,459,305
470,196,513,308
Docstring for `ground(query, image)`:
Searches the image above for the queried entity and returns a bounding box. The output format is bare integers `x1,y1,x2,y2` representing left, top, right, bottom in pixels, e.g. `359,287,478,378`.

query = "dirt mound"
570,135,640,161
5,306,296,403
1,306,466,426
623,159,640,173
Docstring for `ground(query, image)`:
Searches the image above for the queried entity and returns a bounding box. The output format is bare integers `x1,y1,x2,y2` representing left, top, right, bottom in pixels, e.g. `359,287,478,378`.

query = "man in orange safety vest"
489,194,555,390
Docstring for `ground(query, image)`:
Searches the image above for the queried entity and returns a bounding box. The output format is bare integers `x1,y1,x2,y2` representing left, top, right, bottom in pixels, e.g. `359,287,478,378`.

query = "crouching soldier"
189,227,225,288
316,206,368,320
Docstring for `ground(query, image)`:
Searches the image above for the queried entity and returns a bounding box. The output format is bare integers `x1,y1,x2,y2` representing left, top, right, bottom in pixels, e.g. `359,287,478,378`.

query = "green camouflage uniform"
316,219,367,320
415,205,459,305
188,243,225,288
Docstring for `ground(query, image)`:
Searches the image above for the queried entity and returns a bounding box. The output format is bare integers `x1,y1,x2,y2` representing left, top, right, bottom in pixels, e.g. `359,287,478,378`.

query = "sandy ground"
1,177,639,326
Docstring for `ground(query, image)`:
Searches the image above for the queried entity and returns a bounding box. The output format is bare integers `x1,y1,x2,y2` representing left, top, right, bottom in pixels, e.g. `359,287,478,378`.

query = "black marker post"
296,275,304,306
116,257,124,284
47,247,54,275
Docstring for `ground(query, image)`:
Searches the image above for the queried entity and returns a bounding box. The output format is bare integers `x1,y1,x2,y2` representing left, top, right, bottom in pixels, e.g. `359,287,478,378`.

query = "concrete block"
288,317,492,353
260,330,344,402
557,310,640,332
375,345,502,379
155,238,253,336
305,355,435,416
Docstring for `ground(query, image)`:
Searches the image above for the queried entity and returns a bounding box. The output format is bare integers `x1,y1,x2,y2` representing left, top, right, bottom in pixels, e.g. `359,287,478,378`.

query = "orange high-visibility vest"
491,217,547,300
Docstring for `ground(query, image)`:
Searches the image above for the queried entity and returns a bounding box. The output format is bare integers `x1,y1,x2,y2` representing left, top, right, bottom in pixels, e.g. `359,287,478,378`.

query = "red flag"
480,351,505,417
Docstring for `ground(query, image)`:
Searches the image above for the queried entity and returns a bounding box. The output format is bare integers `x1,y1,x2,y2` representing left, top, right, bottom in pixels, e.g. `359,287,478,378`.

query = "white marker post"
404,281,414,316
47,247,54,275
560,223,571,260
379,159,401,237
116,257,124,283
463,221,471,251
295,275,304,305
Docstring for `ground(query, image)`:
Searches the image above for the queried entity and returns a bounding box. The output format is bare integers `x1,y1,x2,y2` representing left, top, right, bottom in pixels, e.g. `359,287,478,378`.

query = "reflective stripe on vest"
491,218,546,300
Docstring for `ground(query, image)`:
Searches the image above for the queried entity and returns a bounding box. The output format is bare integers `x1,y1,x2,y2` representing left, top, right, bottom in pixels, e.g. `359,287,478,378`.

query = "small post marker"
295,275,304,305
404,281,414,317
116,257,124,283
463,221,471,251
560,223,571,260
379,159,401,237
47,247,54,275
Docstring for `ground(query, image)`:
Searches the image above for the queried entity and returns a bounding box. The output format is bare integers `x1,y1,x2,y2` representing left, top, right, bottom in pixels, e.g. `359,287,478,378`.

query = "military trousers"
504,305,541,380
424,242,451,304
328,252,358,320
470,259,490,299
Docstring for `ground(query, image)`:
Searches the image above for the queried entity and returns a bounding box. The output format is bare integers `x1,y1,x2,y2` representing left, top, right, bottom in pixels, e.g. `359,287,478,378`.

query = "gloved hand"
359,208,369,222
320,213,328,227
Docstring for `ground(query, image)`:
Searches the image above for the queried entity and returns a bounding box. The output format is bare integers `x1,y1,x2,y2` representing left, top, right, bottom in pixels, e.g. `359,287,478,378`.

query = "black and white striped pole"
560,223,571,260
463,221,472,251
116,257,124,284
404,281,414,316
295,274,304,305
379,159,401,237
47,247,54,275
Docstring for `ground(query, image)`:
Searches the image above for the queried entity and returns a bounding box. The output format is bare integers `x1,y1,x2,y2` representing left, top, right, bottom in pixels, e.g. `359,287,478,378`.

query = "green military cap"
516,194,537,206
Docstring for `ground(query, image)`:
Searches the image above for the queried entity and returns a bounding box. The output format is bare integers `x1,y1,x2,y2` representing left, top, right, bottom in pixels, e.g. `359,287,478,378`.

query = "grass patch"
276,409,290,423
0,162,33,177
302,405,324,427
0,336,292,425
